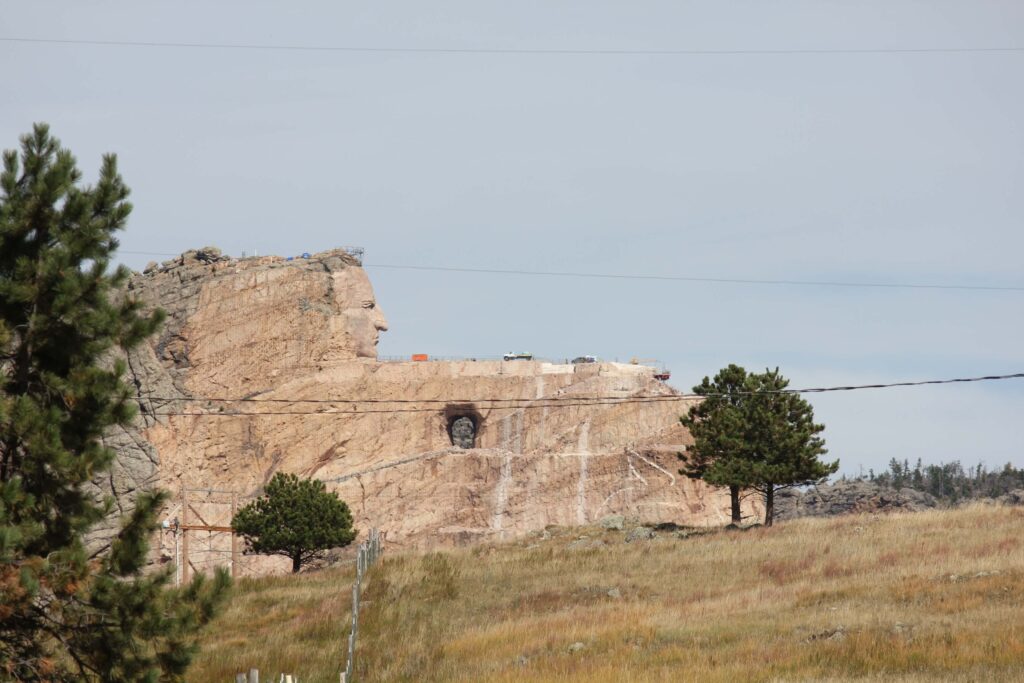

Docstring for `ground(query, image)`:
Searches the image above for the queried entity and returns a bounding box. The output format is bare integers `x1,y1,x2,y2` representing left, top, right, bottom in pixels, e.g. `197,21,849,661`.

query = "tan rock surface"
111,248,756,573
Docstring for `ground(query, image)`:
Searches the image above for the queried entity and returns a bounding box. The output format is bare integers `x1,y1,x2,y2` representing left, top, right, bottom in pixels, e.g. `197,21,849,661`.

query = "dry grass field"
188,504,1024,682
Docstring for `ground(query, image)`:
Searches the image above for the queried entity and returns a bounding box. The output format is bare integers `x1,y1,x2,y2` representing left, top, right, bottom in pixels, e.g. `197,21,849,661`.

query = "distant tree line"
864,458,1024,504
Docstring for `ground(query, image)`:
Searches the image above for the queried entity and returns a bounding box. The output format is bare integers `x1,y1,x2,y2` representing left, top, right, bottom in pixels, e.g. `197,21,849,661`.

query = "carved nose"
374,312,389,332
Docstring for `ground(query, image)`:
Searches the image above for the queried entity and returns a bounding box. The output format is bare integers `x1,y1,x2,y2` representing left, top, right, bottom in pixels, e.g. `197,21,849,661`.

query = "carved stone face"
450,416,476,449
334,267,389,359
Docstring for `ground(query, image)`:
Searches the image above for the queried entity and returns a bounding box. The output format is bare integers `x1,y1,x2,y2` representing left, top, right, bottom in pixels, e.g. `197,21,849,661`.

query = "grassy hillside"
189,505,1024,682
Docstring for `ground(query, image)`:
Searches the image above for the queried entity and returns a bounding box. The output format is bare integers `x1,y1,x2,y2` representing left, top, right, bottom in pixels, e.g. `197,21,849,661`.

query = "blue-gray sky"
2,1,1022,475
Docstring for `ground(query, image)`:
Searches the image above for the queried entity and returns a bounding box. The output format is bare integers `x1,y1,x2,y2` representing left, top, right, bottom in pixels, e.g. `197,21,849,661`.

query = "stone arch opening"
445,404,482,449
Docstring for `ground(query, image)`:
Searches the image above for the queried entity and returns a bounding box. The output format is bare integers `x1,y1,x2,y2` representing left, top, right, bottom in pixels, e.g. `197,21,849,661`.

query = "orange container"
411,354,429,362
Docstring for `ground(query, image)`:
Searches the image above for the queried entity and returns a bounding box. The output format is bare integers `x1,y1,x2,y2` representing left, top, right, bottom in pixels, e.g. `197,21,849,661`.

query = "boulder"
195,246,223,263
625,526,656,543
599,514,625,531
999,489,1024,506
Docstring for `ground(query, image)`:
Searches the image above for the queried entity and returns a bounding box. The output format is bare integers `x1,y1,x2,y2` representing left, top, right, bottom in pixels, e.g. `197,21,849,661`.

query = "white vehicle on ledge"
502,352,534,361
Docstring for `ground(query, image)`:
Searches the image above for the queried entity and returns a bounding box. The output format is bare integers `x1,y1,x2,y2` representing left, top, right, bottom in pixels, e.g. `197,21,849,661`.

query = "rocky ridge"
776,479,1024,522
776,479,939,520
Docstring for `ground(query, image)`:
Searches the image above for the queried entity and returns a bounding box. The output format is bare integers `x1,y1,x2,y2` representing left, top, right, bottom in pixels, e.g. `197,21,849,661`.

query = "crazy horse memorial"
98,247,755,574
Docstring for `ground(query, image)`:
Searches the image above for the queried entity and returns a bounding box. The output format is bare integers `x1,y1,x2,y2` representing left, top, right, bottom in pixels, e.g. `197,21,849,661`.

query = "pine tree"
741,369,838,526
679,364,751,524
0,124,229,681
232,473,356,573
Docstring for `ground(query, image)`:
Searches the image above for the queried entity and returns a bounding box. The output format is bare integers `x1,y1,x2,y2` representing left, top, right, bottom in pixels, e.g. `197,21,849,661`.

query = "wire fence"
229,529,383,683
342,529,383,683
232,671,295,683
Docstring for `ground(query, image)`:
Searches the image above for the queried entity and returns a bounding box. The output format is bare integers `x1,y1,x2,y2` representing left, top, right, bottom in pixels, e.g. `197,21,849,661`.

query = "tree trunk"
764,485,775,527
292,554,302,573
729,485,742,525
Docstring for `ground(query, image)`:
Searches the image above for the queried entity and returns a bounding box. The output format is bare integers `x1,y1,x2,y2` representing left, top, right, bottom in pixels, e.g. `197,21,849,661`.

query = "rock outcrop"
107,248,753,573
775,479,938,520
997,489,1024,506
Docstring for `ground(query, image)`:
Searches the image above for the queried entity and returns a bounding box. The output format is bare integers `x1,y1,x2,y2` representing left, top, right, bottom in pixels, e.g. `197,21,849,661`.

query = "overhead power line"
152,397,680,416
120,250,179,257
364,264,1024,293
147,393,679,405
141,372,1024,405
3,36,1023,57
144,372,1024,417
116,252,1024,293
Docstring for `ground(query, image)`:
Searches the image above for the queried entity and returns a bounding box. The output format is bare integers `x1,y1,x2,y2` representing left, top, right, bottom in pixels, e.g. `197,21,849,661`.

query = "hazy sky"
3,1,1022,475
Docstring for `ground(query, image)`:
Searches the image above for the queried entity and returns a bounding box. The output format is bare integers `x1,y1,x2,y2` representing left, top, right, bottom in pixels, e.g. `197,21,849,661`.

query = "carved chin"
354,335,379,358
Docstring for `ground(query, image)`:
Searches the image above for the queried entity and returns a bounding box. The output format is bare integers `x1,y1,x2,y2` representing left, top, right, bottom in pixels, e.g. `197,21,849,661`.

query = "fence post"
347,632,355,677
249,669,259,683
351,582,359,635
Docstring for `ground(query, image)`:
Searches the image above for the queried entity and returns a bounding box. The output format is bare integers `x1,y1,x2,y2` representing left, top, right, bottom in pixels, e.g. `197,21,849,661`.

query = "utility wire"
120,250,179,257
364,263,1024,293
150,396,688,416
146,393,678,405
117,252,1024,293
3,36,1024,57
144,372,1024,417
140,372,1024,404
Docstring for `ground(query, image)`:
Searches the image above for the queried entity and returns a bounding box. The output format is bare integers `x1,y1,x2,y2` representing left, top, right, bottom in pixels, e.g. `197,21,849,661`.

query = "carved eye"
362,301,375,309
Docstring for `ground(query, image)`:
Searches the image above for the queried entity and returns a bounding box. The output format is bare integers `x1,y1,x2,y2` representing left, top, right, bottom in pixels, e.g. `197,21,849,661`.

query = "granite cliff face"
111,248,753,571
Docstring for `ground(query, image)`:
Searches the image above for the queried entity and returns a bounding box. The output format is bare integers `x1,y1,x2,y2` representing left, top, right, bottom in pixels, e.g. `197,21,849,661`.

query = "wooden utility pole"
231,492,239,579
175,485,240,583
181,486,190,585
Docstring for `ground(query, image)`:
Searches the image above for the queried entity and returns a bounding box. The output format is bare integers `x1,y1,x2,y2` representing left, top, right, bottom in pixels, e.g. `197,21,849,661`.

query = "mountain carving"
106,248,755,572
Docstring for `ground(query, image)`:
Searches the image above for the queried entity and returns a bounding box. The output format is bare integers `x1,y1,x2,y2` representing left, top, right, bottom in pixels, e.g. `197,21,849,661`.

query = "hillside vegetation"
189,505,1024,682
867,458,1024,503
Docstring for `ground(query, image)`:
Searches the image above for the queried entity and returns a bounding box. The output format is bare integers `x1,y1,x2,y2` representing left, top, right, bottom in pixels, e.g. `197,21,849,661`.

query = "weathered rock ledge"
776,479,939,520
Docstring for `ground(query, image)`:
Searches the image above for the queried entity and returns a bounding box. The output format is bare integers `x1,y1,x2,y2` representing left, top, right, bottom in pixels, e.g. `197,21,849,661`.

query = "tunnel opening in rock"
445,405,482,449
